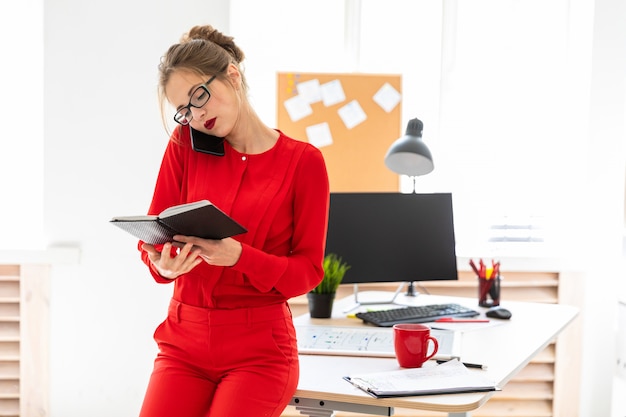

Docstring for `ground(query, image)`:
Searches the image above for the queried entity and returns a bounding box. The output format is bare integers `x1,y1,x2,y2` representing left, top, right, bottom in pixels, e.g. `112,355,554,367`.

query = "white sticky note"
320,79,346,107
283,95,313,122
373,82,402,113
306,122,333,148
338,100,367,129
297,79,322,104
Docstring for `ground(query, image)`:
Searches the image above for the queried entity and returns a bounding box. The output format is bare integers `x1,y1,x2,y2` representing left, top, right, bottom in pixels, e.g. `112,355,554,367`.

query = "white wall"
44,1,230,415
578,0,626,414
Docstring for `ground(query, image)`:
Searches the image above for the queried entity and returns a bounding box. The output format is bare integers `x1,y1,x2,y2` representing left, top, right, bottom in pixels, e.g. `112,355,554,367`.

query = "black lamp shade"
384,118,434,176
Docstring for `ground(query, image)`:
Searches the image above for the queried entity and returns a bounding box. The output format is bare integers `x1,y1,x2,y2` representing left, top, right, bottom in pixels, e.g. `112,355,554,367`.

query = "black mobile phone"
190,126,225,156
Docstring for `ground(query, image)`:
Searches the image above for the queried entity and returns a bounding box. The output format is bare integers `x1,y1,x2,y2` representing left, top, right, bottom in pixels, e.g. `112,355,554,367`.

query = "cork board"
276,72,402,192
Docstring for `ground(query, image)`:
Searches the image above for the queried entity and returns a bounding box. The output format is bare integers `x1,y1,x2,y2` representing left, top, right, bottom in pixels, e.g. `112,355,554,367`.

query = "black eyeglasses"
173,75,217,126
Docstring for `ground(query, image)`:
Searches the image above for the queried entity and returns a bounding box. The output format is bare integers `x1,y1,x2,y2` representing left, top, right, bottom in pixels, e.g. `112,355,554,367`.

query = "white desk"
289,292,578,417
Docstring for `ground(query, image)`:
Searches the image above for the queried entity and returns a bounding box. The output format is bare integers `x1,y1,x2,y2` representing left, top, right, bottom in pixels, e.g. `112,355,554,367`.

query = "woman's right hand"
141,242,203,279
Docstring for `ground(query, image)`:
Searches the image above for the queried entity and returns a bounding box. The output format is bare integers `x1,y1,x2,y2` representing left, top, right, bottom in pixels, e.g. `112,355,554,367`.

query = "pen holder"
478,275,501,307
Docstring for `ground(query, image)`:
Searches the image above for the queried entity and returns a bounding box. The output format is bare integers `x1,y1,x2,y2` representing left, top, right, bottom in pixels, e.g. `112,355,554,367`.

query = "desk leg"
289,397,393,416
293,404,334,417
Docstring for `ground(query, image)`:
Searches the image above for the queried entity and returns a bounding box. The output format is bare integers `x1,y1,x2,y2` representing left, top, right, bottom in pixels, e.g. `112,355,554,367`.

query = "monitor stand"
342,281,418,313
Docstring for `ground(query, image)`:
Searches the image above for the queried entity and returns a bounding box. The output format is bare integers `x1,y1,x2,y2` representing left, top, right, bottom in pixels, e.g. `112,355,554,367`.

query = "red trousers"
139,299,299,417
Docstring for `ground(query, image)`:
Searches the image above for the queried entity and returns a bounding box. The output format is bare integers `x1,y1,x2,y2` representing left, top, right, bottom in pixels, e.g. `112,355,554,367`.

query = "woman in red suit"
138,25,329,417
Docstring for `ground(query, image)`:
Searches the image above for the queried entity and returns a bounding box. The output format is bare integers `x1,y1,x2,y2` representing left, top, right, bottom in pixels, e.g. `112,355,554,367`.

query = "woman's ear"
226,63,242,90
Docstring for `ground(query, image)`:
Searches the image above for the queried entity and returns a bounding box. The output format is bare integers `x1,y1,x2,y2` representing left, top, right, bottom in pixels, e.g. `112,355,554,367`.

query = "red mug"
393,323,439,368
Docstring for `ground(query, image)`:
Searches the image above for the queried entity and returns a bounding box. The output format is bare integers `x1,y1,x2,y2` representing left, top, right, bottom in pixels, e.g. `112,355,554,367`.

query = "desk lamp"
384,118,434,176
384,118,434,297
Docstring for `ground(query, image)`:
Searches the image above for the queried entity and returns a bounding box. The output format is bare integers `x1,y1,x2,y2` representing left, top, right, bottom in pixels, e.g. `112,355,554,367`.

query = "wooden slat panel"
0,284,18,300
532,344,555,363
0,264,20,417
0,266,19,277
417,279,559,289
0,380,19,397
418,283,558,304
0,398,19,417
457,270,559,281
495,381,554,400
0,323,19,339
0,304,18,319
0,362,18,379
512,363,555,382
334,277,559,292
0,343,19,359
475,399,553,417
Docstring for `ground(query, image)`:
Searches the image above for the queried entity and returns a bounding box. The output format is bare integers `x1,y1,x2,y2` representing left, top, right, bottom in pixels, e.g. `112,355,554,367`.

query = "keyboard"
355,303,480,327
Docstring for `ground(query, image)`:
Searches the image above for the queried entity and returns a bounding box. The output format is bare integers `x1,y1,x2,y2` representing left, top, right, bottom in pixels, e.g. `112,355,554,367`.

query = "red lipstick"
204,118,216,130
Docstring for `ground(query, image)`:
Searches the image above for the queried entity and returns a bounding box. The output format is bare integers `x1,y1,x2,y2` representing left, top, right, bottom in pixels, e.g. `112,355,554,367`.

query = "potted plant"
307,253,351,318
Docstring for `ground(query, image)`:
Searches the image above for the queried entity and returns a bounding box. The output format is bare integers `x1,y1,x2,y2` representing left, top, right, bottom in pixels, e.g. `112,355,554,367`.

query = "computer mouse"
486,307,512,320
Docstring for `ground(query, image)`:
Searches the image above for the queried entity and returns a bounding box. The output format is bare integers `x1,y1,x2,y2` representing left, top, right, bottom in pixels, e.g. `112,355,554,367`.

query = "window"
358,0,582,257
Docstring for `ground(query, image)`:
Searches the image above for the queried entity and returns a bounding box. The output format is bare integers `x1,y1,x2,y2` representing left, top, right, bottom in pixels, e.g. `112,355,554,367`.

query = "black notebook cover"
110,200,247,245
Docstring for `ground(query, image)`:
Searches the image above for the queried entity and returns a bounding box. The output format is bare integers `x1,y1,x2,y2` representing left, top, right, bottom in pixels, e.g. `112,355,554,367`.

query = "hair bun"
181,25,245,64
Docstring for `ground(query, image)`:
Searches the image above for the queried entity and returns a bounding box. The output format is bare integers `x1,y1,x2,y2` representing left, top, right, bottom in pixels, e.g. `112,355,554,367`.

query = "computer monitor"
324,192,458,290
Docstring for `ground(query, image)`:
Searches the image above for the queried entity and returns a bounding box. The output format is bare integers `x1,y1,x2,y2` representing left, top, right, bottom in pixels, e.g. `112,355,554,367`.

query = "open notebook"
296,325,461,360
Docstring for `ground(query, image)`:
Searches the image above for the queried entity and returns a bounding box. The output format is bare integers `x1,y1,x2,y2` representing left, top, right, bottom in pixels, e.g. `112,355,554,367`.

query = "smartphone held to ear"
190,127,225,156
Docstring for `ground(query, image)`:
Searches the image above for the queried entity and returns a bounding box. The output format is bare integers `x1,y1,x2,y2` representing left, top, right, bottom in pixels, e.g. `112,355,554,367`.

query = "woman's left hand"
173,235,243,267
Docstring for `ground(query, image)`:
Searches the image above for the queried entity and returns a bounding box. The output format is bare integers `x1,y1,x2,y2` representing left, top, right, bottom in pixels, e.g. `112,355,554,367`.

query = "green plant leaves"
312,253,351,294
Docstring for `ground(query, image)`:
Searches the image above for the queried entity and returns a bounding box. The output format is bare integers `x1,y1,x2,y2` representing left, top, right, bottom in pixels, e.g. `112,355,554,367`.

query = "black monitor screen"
324,192,458,284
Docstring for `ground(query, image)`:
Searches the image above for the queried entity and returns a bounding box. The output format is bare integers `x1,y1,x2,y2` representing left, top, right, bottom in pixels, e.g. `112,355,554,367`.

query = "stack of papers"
344,359,499,398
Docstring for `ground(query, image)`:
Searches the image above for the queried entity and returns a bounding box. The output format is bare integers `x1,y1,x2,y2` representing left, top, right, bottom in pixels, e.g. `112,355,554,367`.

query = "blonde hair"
157,25,247,130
